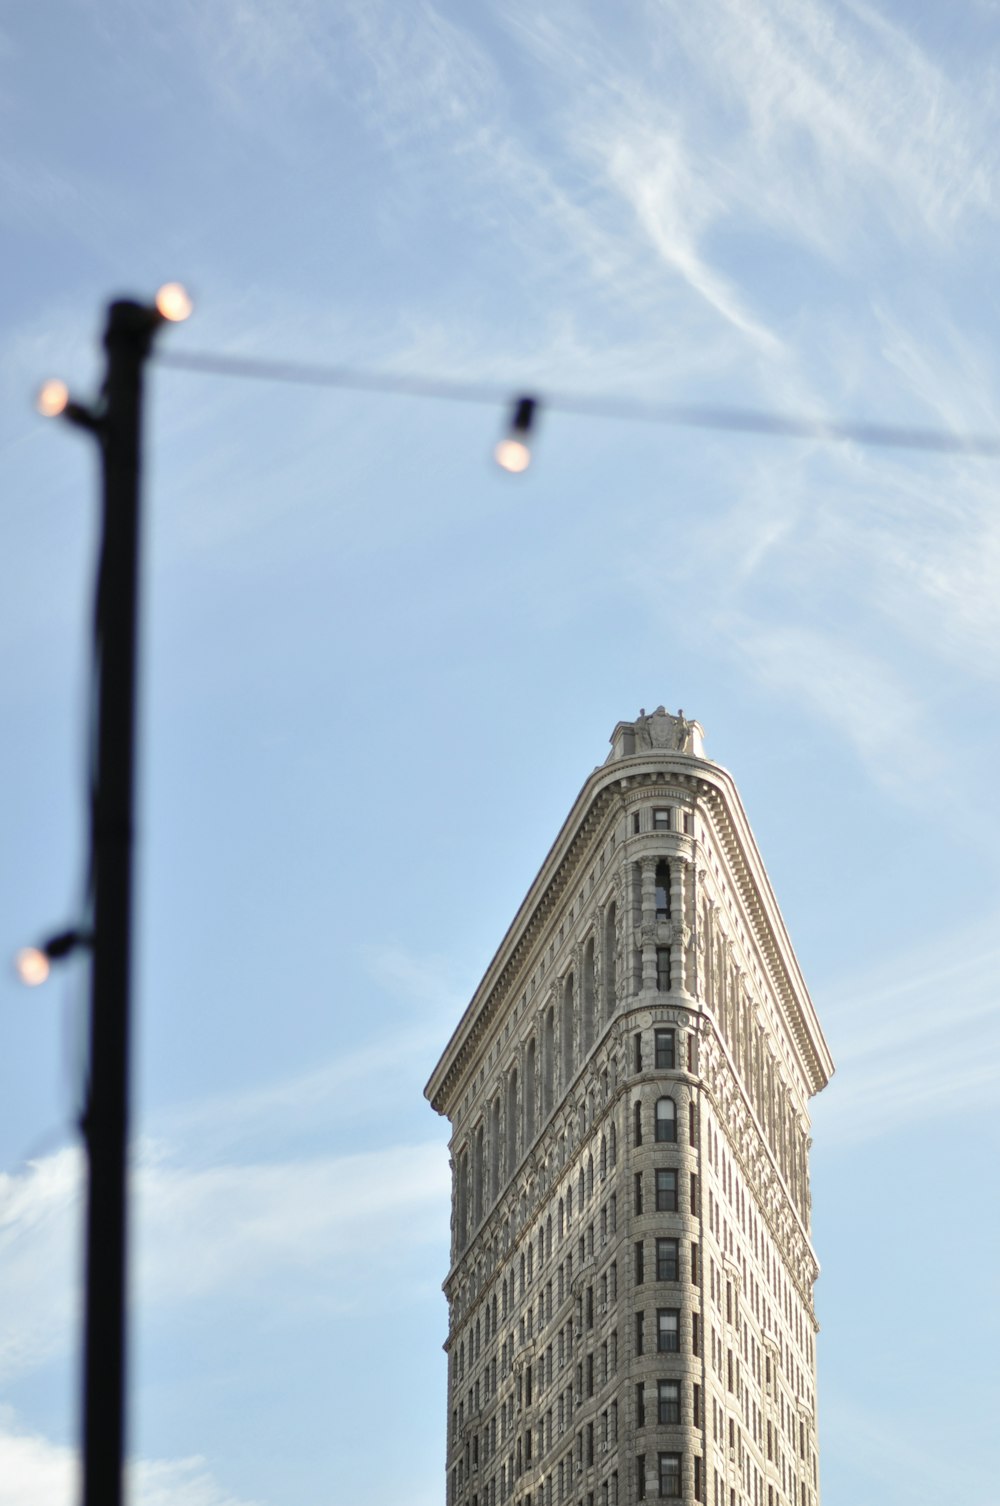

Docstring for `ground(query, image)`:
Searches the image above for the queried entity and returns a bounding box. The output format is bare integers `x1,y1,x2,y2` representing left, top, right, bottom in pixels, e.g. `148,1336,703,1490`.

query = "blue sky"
2,1,1000,1501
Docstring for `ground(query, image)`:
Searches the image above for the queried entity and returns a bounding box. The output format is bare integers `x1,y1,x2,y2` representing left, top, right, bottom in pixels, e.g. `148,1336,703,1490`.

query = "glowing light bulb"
494,396,538,474
155,283,193,322
15,947,51,987
37,379,70,418
494,438,532,473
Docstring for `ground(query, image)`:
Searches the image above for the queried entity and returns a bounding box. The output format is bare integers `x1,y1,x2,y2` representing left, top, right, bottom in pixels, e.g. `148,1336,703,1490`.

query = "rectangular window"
637,1456,646,1502
690,1172,699,1213
635,1173,644,1215
655,1169,678,1212
656,1238,679,1281
658,1452,682,1499
632,814,641,835
634,1033,643,1073
635,1241,645,1284
657,1379,680,1424
654,1030,675,1069
636,1382,646,1427
635,1312,645,1356
690,1242,699,1286
655,1099,676,1142
653,808,671,830
656,948,671,992
692,1382,701,1429
657,1309,679,1352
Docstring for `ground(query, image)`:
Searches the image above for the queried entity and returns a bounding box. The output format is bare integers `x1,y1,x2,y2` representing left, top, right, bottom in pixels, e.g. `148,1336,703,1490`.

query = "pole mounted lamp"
32,284,191,1506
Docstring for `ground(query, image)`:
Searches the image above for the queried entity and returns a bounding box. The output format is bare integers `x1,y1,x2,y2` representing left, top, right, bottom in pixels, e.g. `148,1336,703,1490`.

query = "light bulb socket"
509,396,537,438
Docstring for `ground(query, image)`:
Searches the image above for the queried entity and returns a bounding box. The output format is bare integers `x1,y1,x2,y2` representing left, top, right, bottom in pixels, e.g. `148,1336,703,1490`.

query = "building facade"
425,708,834,1506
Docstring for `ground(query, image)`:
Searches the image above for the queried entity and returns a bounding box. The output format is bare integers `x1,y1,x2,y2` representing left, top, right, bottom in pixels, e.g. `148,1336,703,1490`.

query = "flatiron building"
425,707,833,1506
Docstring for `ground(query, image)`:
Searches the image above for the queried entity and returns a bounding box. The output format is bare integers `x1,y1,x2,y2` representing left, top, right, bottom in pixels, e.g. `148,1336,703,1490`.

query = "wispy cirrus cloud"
812,917,1000,1145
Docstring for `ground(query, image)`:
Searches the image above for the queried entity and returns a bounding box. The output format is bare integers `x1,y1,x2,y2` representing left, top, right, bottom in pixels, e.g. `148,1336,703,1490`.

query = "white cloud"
0,1408,259,1506
0,1149,80,1379
0,1138,448,1382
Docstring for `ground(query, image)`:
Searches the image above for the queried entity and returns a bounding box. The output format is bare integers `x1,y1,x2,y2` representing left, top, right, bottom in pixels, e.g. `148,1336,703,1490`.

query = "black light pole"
33,285,191,1506
80,297,154,1506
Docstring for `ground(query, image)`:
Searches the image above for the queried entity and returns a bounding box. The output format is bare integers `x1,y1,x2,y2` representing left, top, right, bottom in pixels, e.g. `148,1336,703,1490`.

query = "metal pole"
80,299,156,1506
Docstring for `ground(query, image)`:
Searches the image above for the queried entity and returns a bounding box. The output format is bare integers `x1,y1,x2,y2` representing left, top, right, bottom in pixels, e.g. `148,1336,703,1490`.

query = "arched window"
582,938,596,1054
561,975,575,1087
655,1097,677,1143
473,1123,484,1227
489,1095,501,1203
542,1007,555,1118
633,1100,643,1146
506,1068,518,1174
524,1039,537,1145
456,1147,469,1251
604,903,618,1019
655,861,671,921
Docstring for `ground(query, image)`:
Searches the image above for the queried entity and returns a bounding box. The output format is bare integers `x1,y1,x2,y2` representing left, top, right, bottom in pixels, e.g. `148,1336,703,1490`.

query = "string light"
14,947,51,986
495,396,538,473
155,283,193,323
36,379,71,418
13,929,91,987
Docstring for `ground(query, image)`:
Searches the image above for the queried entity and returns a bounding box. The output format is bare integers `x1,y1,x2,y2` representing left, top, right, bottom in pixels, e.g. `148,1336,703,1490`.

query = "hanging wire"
155,348,1000,457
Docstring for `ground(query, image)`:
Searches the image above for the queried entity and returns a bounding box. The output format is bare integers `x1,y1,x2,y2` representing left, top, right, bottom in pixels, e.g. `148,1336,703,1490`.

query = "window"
653,808,670,831
656,1238,679,1281
656,948,671,992
635,1382,646,1427
635,1311,645,1355
635,1241,645,1284
657,1309,679,1352
634,1033,643,1073
634,1100,643,1146
655,1098,676,1143
637,1455,646,1502
657,1379,680,1424
655,1169,677,1211
632,813,641,834
658,1452,682,1499
655,861,670,919
634,1173,644,1215
654,1029,675,1069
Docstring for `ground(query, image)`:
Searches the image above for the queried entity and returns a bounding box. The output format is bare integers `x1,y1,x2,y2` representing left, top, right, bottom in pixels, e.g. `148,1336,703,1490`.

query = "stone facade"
425,709,834,1506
